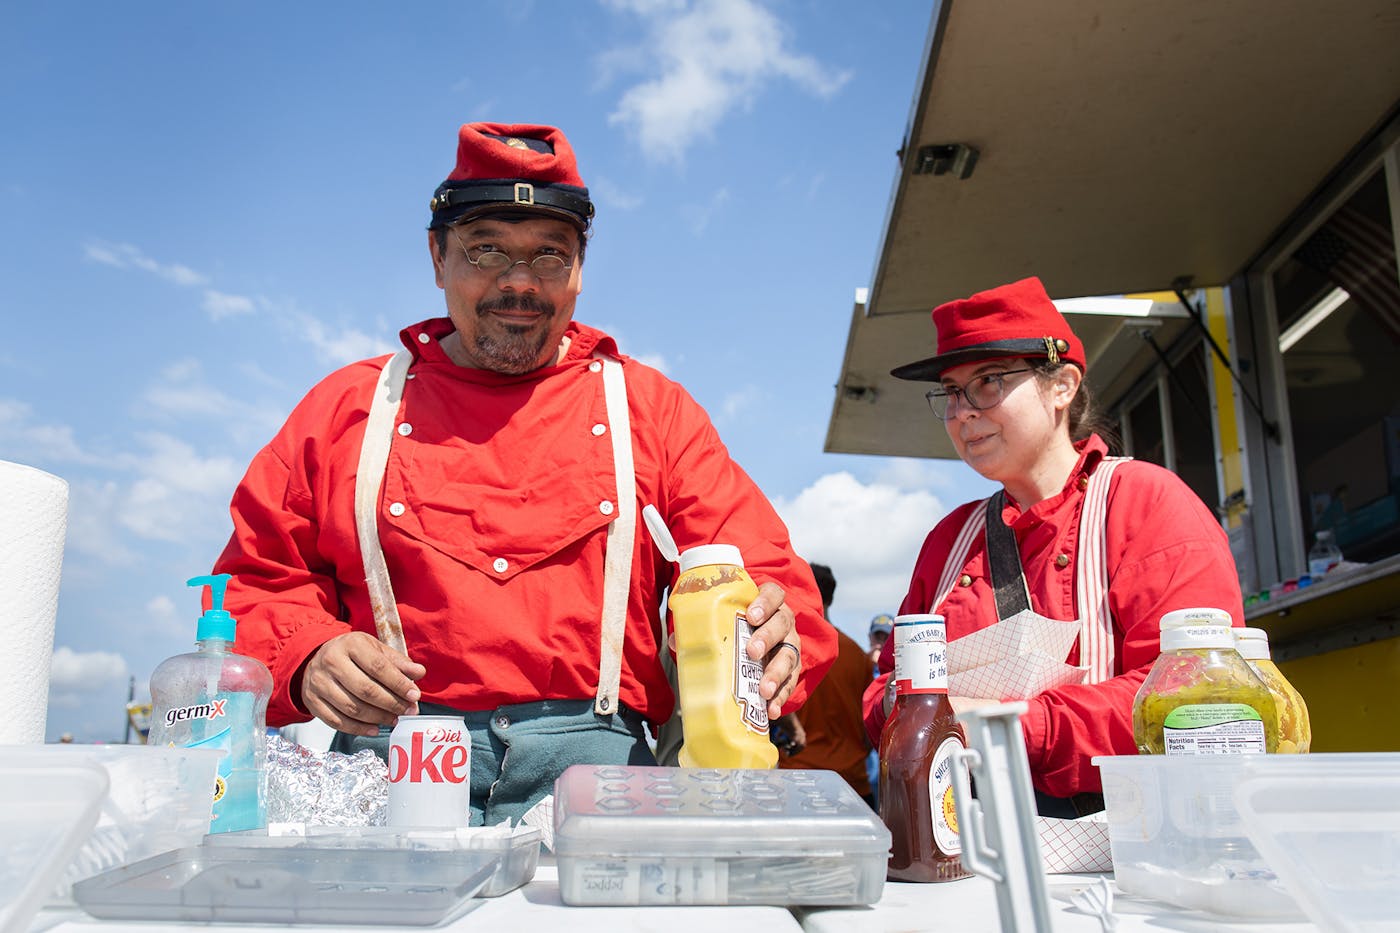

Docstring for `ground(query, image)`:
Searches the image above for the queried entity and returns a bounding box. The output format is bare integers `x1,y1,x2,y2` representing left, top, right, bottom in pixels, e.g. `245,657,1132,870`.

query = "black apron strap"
984,491,1032,620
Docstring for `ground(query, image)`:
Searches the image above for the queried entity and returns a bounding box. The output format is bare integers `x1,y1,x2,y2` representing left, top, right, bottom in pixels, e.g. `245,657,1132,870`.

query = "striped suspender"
1075,458,1125,684
933,459,1126,681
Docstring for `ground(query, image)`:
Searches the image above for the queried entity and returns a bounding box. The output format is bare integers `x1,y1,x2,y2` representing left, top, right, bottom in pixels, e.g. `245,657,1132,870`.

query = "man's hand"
300,632,426,736
745,582,802,720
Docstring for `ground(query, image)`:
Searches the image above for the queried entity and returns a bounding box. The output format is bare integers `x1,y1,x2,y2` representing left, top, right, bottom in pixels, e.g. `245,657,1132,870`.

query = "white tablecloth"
33,862,1323,932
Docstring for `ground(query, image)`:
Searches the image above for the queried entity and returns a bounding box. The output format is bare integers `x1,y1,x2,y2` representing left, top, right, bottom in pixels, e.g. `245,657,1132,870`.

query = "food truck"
825,0,1400,754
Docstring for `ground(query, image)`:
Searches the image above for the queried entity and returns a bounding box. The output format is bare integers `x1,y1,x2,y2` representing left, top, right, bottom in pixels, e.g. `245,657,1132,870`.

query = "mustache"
477,295,555,317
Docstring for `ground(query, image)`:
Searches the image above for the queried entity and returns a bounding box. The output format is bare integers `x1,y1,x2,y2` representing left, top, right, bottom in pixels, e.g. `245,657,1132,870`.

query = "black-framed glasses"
452,231,574,281
925,368,1035,420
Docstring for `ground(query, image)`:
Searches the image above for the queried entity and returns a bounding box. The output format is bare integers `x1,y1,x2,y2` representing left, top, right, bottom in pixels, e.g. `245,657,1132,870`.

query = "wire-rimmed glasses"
925,368,1035,420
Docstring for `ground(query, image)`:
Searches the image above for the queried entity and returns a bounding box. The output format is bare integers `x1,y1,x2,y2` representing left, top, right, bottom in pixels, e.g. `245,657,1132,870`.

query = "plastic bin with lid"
1233,752,1400,933
205,822,540,896
552,765,889,906
0,753,108,933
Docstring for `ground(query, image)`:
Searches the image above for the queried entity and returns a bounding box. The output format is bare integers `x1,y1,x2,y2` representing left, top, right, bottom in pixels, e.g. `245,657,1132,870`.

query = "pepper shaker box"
552,764,889,906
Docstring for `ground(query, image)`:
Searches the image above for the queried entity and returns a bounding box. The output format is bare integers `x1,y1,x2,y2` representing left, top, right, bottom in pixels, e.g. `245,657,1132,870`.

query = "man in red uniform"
776,563,875,808
862,277,1244,816
215,122,834,825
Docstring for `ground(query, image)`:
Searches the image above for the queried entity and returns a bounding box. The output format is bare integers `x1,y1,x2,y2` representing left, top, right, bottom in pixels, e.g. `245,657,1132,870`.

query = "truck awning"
828,0,1400,459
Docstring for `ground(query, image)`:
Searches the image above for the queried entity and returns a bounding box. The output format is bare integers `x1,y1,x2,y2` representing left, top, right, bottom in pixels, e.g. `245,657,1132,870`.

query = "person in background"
214,122,835,825
777,562,876,808
863,277,1244,817
867,613,894,667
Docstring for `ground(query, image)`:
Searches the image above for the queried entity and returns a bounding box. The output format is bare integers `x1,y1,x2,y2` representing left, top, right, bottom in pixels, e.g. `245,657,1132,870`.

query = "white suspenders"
933,458,1127,684
353,349,636,714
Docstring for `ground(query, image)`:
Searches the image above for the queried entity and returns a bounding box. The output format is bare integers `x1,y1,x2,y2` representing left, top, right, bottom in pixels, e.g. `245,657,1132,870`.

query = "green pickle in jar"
1132,608,1279,756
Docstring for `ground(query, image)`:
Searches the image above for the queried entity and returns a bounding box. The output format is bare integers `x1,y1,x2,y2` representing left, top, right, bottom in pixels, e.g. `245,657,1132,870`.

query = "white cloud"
47,646,130,693
604,0,852,163
720,384,763,421
0,398,101,465
682,186,731,235
290,310,397,367
84,241,207,287
202,289,257,320
591,175,646,212
773,471,949,640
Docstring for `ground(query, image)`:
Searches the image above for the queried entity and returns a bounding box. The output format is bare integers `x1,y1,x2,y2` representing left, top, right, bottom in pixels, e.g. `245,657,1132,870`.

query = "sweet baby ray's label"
929,736,963,854
1163,703,1267,755
733,612,768,733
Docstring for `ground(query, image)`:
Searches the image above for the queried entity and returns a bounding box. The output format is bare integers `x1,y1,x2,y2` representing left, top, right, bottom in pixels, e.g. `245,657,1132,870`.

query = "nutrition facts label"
1163,703,1267,755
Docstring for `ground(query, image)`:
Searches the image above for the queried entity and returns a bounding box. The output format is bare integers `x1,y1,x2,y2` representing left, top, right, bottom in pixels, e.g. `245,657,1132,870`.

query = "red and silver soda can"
387,714,470,827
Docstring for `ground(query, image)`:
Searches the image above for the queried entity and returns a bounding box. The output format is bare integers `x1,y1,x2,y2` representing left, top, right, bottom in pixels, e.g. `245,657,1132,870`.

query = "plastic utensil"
642,504,679,563
1068,877,1117,931
950,701,1054,933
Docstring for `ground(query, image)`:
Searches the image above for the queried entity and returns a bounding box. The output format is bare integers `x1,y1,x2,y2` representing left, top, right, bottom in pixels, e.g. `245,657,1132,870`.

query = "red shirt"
862,436,1244,797
216,318,834,727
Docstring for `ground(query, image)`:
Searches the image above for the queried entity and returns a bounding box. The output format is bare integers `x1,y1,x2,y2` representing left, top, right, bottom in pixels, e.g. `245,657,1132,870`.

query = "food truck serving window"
1272,169,1400,565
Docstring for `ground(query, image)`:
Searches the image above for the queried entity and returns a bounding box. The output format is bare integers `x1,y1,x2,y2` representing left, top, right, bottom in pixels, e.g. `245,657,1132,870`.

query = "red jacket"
216,318,833,727
862,436,1244,797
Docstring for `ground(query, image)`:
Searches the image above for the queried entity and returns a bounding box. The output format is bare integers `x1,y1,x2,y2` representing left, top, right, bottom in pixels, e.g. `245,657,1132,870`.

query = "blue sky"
2,0,997,742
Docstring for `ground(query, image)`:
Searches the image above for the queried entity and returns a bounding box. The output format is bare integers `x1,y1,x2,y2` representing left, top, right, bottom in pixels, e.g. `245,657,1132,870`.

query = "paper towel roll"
0,460,69,744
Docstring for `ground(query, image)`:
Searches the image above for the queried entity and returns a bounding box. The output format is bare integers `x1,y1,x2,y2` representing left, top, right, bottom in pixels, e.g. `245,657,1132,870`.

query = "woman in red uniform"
862,277,1245,816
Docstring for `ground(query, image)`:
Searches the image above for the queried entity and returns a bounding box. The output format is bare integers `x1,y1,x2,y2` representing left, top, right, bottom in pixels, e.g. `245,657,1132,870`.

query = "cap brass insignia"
1043,336,1060,363
505,137,529,150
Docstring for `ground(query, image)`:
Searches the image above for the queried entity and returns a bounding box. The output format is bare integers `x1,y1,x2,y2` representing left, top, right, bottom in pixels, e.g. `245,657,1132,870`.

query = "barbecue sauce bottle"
878,614,971,882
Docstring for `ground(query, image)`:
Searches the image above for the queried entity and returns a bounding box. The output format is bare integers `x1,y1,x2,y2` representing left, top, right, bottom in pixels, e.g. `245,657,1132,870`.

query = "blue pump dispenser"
189,574,236,642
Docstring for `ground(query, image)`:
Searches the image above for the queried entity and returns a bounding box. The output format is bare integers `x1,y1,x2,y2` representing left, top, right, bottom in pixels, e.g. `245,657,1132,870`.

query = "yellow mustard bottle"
1233,627,1312,753
669,543,777,769
1132,607,1279,755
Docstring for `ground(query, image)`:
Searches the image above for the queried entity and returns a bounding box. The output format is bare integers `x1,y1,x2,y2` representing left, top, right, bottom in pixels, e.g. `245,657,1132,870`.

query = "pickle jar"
1131,608,1279,755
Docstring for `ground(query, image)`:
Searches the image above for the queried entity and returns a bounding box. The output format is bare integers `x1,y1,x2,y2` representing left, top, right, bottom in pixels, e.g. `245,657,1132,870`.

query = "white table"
33,864,1326,933
32,860,804,932
799,872,1321,932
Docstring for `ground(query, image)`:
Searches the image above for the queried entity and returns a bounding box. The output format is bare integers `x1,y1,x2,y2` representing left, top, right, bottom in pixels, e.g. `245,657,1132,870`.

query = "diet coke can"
387,715,470,827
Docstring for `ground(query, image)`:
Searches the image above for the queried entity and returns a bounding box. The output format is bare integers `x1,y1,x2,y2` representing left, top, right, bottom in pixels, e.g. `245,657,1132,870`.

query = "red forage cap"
428,122,594,231
891,276,1086,381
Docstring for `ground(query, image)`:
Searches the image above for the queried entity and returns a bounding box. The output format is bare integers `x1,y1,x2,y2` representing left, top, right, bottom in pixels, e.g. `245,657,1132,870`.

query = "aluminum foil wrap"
266,734,388,825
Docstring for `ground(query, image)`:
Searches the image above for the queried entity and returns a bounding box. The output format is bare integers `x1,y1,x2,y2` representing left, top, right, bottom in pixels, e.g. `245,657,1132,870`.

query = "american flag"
1294,204,1400,344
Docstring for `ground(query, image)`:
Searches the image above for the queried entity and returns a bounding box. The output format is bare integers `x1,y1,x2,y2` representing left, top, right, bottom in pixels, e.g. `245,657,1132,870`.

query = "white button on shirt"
588,361,602,373
397,423,413,436
591,424,607,436
493,558,508,573
599,501,615,516
388,502,406,517
417,332,431,344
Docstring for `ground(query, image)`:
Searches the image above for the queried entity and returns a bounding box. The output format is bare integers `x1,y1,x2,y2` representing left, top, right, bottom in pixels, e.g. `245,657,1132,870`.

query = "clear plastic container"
1095,754,1304,919
10,744,222,901
553,764,889,906
0,754,107,933
72,845,498,925
204,823,539,896
1233,753,1400,933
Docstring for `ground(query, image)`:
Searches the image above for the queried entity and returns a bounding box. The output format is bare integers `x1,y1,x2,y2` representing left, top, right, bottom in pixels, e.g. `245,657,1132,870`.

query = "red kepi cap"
891,276,1086,382
427,122,594,232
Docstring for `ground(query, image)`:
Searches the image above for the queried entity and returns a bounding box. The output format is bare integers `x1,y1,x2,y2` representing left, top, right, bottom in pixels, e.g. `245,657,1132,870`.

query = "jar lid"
677,544,743,573
1159,607,1234,630
1233,626,1271,660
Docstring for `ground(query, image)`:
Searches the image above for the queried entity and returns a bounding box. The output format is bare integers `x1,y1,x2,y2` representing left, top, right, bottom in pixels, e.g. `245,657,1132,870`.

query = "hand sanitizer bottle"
148,574,273,833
